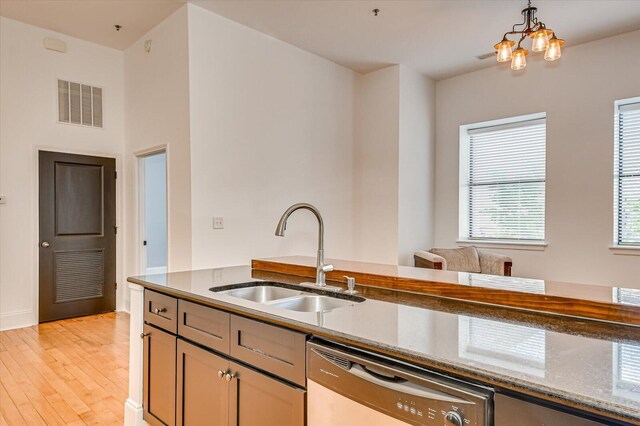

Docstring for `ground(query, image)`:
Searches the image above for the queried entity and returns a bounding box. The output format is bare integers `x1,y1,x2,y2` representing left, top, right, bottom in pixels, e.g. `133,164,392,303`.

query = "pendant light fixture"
493,0,565,71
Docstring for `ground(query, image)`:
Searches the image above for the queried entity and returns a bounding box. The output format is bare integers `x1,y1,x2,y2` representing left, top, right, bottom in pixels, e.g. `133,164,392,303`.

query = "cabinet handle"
140,332,150,339
217,369,229,379
225,372,236,382
154,307,166,314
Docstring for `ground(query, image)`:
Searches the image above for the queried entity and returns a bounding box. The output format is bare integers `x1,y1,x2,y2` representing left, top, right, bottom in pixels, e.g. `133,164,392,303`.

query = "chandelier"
494,0,565,71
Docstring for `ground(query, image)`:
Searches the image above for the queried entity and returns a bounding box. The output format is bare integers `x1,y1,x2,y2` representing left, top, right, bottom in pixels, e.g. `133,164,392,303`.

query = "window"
460,113,546,242
614,98,640,246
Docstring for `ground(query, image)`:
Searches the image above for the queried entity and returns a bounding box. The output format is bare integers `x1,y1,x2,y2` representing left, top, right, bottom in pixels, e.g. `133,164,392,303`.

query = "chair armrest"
478,250,513,276
414,250,447,270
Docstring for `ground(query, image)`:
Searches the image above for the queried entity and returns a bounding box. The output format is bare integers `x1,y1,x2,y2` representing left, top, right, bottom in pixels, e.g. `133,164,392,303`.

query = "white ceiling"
0,0,185,50
192,0,640,80
1,1,640,79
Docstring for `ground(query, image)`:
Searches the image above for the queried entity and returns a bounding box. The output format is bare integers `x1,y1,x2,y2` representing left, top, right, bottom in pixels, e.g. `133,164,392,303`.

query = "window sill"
609,245,640,256
456,239,548,251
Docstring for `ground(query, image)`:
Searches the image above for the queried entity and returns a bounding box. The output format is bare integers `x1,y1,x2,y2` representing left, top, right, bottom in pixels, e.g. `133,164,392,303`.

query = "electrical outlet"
0,195,5,204
213,217,224,229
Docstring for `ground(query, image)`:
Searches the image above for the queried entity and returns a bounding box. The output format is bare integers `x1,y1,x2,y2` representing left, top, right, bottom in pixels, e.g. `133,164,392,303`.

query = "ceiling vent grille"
58,79,103,128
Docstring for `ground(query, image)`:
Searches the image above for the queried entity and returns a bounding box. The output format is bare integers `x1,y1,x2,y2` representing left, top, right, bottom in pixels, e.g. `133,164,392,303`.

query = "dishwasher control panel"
307,340,492,426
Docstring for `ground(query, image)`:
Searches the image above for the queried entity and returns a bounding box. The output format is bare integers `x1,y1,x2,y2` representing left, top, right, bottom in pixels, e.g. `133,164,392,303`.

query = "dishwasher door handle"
349,363,469,404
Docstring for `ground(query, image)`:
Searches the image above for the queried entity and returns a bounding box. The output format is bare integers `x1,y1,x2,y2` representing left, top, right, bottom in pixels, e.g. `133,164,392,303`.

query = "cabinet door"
143,324,176,426
494,395,607,426
176,339,229,426
229,362,305,426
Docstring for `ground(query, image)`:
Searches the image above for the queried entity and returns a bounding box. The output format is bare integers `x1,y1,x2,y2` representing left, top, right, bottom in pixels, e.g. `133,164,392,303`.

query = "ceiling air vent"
58,79,103,128
476,52,496,60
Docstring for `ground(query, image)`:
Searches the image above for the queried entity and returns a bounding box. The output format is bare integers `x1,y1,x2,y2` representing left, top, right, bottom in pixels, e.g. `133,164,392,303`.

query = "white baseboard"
0,309,35,331
124,398,147,426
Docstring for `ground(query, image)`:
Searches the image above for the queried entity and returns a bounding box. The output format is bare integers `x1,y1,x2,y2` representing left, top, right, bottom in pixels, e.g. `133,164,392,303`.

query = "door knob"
41,242,50,248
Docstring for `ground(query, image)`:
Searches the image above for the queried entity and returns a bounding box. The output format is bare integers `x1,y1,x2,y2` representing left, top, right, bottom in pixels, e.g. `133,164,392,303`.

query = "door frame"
33,145,123,324
135,145,169,276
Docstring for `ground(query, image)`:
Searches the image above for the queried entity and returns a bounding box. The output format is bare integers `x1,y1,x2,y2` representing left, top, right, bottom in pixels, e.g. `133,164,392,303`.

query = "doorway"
38,151,116,322
139,151,168,275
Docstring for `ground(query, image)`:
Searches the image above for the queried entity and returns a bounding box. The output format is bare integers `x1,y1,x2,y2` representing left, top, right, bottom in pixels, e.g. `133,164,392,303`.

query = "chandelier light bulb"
531,29,551,52
511,48,528,71
545,35,565,61
494,39,515,63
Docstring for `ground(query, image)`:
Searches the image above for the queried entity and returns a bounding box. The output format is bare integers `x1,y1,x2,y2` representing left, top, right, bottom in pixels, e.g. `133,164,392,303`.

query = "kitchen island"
124,262,640,426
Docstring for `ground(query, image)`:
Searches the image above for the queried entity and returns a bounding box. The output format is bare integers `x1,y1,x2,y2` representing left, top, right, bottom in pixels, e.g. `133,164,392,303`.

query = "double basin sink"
211,282,364,313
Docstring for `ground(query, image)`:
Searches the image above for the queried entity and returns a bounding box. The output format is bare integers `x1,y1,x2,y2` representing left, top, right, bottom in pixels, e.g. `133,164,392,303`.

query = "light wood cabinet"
143,323,176,426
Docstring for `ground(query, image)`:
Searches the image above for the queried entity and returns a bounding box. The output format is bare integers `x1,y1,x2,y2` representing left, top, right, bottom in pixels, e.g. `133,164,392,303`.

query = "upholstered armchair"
414,246,512,276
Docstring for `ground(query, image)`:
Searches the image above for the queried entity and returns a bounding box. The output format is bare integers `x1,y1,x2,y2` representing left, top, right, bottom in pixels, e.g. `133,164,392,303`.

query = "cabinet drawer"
230,316,307,387
144,290,178,333
178,300,230,354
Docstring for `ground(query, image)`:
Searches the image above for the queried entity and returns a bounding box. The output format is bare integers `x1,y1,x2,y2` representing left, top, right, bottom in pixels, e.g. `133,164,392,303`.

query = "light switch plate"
213,217,224,229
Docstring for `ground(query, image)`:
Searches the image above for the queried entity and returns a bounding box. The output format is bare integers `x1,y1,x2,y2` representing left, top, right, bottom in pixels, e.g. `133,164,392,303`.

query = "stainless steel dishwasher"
307,340,493,426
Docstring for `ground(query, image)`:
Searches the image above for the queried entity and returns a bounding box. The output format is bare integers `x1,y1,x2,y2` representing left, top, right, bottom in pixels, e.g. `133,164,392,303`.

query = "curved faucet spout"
274,203,332,286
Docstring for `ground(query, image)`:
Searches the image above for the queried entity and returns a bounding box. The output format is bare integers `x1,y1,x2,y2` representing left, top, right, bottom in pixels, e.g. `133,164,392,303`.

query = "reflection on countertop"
129,266,640,424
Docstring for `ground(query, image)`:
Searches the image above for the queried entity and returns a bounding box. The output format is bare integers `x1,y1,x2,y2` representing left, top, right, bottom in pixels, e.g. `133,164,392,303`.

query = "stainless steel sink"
217,286,304,303
268,295,355,312
210,282,364,313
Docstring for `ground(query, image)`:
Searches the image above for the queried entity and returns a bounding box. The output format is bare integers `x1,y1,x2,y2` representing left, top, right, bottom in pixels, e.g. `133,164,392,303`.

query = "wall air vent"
58,79,103,128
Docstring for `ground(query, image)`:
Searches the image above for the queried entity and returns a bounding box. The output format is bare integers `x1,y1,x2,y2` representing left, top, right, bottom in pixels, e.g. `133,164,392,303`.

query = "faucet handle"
321,264,334,273
343,276,358,294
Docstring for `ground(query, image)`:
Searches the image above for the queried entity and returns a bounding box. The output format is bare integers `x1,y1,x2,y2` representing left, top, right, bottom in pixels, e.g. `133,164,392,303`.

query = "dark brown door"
143,324,177,426
230,361,305,426
38,151,116,322
176,339,229,426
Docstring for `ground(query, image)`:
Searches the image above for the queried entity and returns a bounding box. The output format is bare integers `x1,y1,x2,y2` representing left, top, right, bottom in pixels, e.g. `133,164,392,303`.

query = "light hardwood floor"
0,313,129,425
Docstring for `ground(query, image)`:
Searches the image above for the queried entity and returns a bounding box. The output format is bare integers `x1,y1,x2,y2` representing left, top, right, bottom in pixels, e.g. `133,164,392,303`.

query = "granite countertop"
128,266,640,424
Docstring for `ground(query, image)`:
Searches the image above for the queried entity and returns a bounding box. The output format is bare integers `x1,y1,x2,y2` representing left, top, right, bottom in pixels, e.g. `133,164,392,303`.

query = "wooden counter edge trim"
251,259,640,326
129,279,640,426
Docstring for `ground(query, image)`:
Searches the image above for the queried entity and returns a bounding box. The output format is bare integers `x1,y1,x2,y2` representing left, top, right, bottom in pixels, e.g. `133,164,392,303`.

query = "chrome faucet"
275,203,334,287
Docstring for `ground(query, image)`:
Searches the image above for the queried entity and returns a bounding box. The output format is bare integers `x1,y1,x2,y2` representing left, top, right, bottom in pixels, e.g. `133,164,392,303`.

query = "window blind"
615,101,640,246
467,118,546,241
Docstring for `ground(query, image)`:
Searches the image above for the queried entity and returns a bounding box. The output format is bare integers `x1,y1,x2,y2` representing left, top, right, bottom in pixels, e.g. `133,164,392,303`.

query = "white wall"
187,4,356,269
434,30,640,288
123,5,192,291
353,66,400,264
353,65,436,265
398,65,436,265
0,17,125,330
143,152,167,271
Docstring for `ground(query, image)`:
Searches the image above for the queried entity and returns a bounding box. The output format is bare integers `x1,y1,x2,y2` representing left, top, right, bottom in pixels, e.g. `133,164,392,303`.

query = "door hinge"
114,171,118,179
114,225,118,234
115,282,118,290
